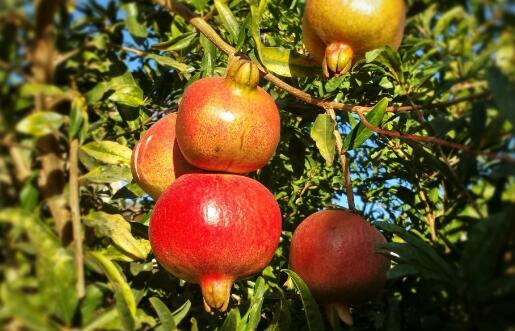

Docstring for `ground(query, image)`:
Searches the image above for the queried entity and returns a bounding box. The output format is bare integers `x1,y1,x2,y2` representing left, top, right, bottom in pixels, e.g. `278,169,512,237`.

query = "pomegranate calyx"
322,42,354,78
325,302,353,327
225,58,260,90
200,275,233,313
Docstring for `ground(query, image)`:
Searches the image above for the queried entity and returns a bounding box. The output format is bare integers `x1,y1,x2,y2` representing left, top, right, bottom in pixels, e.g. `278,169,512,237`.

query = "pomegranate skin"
131,113,201,199
149,173,282,311
289,209,389,323
176,77,281,173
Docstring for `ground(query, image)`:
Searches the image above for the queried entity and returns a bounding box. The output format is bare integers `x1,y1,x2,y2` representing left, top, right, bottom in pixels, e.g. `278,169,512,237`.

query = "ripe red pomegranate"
131,113,201,199
303,0,406,77
289,209,389,326
176,59,281,173
149,174,282,312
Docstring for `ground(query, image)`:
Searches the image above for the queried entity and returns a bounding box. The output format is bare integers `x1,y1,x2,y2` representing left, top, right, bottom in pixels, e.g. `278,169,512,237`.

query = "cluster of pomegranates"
130,0,405,324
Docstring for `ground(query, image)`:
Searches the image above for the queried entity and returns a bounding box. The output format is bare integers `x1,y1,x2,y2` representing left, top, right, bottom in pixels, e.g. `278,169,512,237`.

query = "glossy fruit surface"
289,209,389,325
149,173,282,312
303,0,406,76
176,61,280,173
130,113,201,199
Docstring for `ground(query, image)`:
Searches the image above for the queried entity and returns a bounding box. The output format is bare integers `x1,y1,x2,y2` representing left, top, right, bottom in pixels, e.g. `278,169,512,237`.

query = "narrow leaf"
343,98,387,151
214,0,240,41
149,297,177,331
87,252,137,331
282,270,324,331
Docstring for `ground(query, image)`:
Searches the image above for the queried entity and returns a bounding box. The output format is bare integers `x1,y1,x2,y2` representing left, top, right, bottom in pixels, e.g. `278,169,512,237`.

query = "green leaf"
83,211,149,260
221,308,241,331
16,112,64,137
122,3,148,38
250,0,268,59
87,252,137,331
343,98,387,151
86,71,144,107
243,277,268,331
310,114,336,165
0,284,60,331
171,300,192,326
81,164,133,183
261,47,321,78
80,141,132,165
375,222,457,283
149,297,177,331
69,97,88,140
152,32,198,52
487,67,515,126
20,83,70,99
281,270,324,331
200,34,216,76
461,208,514,287
146,54,192,73
0,209,78,325
214,0,240,42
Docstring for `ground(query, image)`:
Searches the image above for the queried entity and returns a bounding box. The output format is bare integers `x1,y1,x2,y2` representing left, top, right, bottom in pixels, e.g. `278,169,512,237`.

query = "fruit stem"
322,42,354,78
325,302,353,327
225,58,260,90
200,275,233,313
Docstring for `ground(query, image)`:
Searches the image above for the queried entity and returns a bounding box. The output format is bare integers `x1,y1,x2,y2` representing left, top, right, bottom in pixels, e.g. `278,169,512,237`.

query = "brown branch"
152,0,490,114
355,110,515,164
69,139,85,298
326,108,356,211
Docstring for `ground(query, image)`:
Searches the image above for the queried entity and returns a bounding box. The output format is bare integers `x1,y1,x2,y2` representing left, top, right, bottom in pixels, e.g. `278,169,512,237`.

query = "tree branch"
69,139,85,298
152,0,490,114
355,110,515,164
326,108,355,211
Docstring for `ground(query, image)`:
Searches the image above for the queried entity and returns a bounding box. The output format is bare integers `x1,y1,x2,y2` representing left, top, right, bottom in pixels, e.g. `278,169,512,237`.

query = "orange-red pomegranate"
289,209,389,325
176,59,280,173
149,173,282,312
131,113,201,199
303,0,406,77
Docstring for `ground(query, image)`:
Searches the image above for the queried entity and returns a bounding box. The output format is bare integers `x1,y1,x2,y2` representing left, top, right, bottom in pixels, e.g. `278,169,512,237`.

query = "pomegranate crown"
225,58,260,89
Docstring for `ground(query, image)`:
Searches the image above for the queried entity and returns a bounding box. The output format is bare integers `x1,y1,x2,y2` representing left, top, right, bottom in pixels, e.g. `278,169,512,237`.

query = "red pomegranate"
131,113,201,199
289,209,389,325
176,59,281,173
149,173,282,312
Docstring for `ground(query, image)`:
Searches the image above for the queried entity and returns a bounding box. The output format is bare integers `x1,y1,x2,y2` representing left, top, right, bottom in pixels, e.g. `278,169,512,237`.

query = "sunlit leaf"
16,112,64,137
310,114,336,165
84,211,149,260
343,98,387,151
261,47,320,78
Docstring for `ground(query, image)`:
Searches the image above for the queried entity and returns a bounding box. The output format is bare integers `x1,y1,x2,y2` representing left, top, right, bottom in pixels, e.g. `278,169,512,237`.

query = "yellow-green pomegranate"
303,0,406,77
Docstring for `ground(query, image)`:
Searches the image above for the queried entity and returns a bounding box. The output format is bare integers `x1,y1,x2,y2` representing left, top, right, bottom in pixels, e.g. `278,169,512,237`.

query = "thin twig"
152,0,490,113
355,110,515,164
69,139,85,298
326,108,356,211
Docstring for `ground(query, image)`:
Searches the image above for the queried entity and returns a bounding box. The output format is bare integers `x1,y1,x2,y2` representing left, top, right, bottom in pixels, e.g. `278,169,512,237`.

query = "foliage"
0,0,514,330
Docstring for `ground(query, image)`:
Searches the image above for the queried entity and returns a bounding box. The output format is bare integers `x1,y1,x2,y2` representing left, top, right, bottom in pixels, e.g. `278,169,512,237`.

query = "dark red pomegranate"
289,209,389,325
176,59,280,173
149,173,282,312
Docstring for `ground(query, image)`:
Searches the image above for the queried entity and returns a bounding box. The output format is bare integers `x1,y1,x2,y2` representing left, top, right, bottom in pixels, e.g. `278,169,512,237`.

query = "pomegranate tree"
149,173,282,312
289,209,390,325
131,113,201,199
302,0,406,77
176,59,281,173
